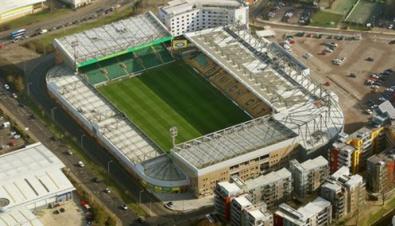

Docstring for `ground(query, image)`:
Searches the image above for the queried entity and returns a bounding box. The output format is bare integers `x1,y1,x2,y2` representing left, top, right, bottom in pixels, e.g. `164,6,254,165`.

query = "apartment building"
214,181,243,221
320,167,365,220
245,168,293,208
328,126,385,174
274,197,332,226
367,147,395,194
290,156,329,200
230,195,273,226
158,0,249,36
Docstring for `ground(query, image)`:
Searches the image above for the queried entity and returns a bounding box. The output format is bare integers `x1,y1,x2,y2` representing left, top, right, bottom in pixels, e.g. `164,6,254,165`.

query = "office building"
58,0,94,8
158,0,249,36
290,156,329,200
274,197,332,226
320,167,365,220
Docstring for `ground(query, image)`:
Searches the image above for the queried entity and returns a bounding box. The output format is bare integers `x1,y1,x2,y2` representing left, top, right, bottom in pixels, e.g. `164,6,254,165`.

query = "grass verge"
310,10,344,28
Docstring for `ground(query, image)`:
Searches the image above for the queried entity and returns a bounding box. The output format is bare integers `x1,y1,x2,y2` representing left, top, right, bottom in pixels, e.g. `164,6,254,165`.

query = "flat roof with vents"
0,143,75,212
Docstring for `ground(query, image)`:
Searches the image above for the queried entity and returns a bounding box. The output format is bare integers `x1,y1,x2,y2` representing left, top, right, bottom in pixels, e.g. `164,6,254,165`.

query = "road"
0,0,135,42
16,54,211,226
252,19,395,40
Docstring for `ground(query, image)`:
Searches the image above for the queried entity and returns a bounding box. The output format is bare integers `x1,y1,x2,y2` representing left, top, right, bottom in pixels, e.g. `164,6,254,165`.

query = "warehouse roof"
0,207,43,226
0,0,45,14
54,11,171,67
0,143,75,212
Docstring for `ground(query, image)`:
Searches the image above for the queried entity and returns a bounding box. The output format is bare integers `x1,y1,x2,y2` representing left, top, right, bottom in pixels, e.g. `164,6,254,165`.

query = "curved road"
25,55,212,225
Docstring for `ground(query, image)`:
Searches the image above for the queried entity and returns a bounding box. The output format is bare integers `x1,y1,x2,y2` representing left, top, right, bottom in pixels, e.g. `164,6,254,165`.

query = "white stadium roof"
53,11,171,67
173,116,297,169
175,26,343,170
0,143,75,212
47,66,161,164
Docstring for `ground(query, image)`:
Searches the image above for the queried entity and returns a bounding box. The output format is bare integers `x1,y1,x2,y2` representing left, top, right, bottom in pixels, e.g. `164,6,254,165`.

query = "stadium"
47,12,344,197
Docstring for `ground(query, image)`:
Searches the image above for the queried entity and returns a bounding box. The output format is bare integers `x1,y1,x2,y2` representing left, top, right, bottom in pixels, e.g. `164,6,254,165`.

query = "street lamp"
107,160,113,175
139,189,144,205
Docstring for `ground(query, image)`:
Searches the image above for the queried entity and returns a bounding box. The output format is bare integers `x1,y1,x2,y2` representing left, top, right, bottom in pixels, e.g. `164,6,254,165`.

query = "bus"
10,29,26,40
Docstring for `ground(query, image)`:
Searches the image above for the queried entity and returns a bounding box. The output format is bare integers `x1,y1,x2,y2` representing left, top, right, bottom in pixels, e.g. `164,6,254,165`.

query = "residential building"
290,156,329,200
0,143,75,225
274,197,332,226
244,168,293,208
214,181,243,221
158,0,249,36
328,126,385,174
367,147,395,194
320,167,365,220
0,0,46,24
230,194,273,226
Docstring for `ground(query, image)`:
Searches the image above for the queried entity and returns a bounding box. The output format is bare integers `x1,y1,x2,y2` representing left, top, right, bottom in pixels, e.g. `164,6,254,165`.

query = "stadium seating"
78,44,174,85
189,53,272,117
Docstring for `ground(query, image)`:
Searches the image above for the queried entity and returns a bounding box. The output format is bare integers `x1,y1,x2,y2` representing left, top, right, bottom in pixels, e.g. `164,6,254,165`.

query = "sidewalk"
153,192,213,213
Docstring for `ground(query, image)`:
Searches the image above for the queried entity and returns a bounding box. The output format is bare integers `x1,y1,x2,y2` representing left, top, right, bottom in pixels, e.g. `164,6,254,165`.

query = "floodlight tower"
170,126,178,148
71,40,79,74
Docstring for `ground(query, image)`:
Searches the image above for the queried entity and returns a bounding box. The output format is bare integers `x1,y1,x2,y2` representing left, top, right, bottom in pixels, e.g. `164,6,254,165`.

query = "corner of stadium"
46,11,344,198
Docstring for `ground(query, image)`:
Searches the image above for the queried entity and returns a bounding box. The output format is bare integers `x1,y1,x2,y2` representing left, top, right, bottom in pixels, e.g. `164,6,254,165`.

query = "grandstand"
80,44,174,86
53,11,172,69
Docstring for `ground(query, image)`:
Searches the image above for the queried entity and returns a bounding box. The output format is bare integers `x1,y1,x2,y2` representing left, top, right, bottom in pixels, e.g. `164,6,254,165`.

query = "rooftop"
244,168,292,190
54,11,171,67
172,116,297,170
276,197,330,223
0,143,75,212
47,66,160,163
291,156,328,172
218,181,241,196
233,194,253,208
0,207,43,226
1,0,45,14
160,0,244,16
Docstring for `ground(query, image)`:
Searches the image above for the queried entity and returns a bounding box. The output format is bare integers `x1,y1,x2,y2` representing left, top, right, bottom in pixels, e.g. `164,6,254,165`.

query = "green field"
310,10,344,27
98,61,251,151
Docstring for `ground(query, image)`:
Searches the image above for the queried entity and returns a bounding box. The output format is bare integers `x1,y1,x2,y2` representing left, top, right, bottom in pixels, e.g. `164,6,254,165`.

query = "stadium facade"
158,0,249,36
0,0,46,24
47,12,343,198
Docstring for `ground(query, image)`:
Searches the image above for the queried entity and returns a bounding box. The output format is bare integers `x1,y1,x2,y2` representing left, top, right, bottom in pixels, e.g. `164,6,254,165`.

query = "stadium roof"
172,116,297,170
0,0,45,14
53,11,171,68
185,26,343,152
47,66,161,164
0,143,75,212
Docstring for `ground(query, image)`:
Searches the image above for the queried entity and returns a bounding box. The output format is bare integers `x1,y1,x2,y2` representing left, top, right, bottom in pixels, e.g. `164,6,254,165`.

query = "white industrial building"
0,143,75,225
0,0,46,24
57,0,94,9
158,0,249,36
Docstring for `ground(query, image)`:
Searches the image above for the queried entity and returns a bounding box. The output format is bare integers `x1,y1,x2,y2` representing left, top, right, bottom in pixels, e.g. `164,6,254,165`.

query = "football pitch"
98,61,251,151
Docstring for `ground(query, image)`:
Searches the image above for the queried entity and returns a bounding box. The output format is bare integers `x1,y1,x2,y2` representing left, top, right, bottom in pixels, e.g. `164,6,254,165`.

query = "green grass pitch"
98,61,251,151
